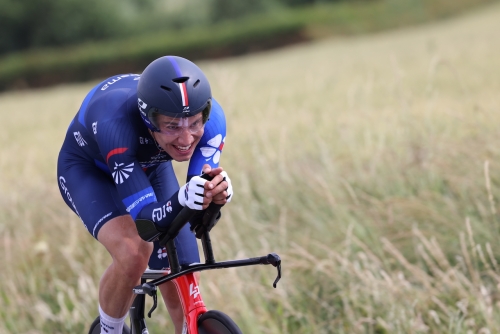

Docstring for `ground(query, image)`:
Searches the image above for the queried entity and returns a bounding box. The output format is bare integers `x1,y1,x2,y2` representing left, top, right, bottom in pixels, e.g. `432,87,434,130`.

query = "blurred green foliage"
0,0,124,54
0,0,348,55
0,0,497,91
207,0,347,22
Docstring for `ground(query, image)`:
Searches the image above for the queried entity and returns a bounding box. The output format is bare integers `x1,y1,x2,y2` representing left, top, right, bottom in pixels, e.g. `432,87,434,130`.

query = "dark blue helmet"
137,56,212,131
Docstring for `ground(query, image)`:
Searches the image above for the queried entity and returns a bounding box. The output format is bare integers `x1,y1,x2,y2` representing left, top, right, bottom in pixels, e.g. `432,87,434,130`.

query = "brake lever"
148,293,158,318
261,253,282,288
273,260,281,288
273,263,282,288
141,283,158,318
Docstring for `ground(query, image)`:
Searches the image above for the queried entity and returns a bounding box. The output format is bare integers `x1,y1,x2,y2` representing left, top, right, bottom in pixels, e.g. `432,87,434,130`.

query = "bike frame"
128,270,206,334
174,273,206,334
126,205,281,334
128,229,281,333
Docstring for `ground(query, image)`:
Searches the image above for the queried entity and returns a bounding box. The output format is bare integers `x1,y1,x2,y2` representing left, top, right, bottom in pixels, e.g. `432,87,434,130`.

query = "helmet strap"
148,129,165,153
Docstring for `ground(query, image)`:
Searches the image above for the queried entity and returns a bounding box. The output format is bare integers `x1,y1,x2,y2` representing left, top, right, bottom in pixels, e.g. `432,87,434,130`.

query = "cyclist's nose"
177,128,194,145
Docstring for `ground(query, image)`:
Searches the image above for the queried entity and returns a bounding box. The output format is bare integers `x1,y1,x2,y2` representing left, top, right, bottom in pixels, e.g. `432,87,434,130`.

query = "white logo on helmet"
138,98,148,115
200,134,225,164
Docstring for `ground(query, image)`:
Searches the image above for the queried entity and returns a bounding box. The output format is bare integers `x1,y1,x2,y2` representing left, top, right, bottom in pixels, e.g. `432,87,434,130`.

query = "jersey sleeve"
95,117,183,228
187,98,227,181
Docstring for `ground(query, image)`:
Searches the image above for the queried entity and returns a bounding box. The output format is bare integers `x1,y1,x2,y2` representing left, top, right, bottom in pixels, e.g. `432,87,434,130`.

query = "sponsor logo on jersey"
158,247,168,259
100,74,140,91
73,131,87,147
96,212,112,225
200,134,225,164
126,192,154,213
92,122,97,135
112,162,134,184
59,176,80,217
138,150,170,168
139,137,152,145
152,201,172,222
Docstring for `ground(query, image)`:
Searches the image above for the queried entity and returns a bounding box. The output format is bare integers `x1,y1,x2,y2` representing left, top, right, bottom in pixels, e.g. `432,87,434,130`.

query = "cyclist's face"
152,114,204,162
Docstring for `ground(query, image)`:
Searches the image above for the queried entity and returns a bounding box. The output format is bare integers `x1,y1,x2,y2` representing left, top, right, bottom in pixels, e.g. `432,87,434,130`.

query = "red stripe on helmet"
179,82,189,106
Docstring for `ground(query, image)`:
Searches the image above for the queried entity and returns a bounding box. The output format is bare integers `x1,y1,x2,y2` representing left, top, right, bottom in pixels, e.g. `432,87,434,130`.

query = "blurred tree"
0,0,133,54
0,0,365,55
278,0,344,6
209,0,282,22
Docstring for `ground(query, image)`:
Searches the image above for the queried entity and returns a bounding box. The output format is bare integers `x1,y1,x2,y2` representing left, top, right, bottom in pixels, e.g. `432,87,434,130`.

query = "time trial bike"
88,195,281,334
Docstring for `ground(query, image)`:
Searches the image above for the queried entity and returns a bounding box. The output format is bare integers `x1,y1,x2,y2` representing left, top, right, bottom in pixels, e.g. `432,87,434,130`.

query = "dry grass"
1,3,500,333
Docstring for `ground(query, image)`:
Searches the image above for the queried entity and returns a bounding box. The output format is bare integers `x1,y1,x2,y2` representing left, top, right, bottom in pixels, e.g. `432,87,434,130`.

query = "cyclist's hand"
178,176,207,210
202,165,233,206
201,164,223,179
212,171,233,205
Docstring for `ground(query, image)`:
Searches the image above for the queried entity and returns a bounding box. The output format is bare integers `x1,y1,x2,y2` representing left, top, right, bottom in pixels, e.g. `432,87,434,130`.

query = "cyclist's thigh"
146,162,200,269
57,149,128,239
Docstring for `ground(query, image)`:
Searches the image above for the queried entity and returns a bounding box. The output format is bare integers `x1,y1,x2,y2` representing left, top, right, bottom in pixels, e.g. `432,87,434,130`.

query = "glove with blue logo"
178,176,207,210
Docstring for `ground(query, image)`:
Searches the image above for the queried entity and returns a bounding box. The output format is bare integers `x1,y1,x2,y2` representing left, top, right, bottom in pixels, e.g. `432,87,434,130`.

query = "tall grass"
1,3,500,333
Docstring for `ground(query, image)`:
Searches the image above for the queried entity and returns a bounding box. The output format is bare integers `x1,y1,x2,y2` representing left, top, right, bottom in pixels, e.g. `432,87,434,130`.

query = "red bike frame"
129,205,281,334
173,273,207,333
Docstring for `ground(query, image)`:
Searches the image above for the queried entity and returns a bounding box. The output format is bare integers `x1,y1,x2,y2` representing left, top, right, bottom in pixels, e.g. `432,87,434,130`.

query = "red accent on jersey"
106,147,128,163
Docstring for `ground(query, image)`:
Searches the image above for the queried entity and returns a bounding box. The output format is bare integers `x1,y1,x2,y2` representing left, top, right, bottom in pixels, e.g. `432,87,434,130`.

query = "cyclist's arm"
186,98,227,182
185,99,228,227
95,118,185,228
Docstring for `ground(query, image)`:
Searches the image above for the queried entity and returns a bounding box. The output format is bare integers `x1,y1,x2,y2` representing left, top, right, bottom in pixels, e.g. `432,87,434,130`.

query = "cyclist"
57,56,233,334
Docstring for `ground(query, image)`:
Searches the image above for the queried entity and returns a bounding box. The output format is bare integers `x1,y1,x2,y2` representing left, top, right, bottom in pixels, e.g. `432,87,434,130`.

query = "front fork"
173,273,207,334
132,273,206,334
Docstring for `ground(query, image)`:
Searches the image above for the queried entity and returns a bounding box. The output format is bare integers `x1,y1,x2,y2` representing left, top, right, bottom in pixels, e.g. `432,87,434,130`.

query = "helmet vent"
172,77,189,83
160,85,172,92
193,79,200,87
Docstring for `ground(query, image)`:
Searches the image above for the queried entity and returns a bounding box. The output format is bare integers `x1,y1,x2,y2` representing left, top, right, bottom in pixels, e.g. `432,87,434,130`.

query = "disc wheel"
198,310,243,334
88,316,131,334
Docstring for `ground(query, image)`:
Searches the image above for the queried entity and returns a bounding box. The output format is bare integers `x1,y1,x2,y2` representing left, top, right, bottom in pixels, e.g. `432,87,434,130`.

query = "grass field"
1,3,500,333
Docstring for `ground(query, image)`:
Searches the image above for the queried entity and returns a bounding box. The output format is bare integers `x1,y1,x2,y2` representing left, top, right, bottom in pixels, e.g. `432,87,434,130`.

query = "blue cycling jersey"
58,73,226,232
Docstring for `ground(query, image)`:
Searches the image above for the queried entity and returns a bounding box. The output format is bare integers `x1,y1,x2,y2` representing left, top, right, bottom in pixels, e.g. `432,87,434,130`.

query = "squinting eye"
166,125,180,131
190,120,201,128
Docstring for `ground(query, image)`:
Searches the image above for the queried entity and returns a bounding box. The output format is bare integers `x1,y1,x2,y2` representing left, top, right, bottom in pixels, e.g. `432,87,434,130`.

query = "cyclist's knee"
98,215,153,280
113,240,152,280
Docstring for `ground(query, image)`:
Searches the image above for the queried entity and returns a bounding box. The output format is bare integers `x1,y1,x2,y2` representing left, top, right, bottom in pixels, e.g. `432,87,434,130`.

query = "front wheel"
198,310,243,334
88,316,131,334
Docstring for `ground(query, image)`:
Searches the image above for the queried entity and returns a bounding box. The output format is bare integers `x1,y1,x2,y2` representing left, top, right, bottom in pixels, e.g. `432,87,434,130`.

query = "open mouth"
173,144,192,152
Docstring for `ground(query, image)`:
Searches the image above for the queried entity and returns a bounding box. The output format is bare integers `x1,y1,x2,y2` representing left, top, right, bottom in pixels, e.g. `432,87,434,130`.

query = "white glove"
178,176,207,210
220,171,233,203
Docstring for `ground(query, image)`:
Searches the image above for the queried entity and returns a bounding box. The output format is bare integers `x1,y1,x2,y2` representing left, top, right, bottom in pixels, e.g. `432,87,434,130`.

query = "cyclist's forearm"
136,190,183,229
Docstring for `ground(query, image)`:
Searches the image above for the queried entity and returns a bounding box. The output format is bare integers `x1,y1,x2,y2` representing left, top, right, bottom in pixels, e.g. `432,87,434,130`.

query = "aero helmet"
137,56,212,132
